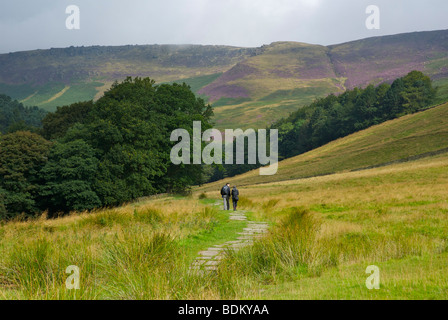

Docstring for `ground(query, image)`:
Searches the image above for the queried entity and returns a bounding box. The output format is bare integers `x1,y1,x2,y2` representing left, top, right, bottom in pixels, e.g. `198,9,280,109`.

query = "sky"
0,0,447,53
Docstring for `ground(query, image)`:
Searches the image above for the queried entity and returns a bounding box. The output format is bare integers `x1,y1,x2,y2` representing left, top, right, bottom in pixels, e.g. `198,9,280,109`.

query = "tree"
268,71,437,166
41,100,93,140
0,77,214,218
62,77,214,206
0,94,47,134
0,187,8,220
0,131,52,218
400,71,436,114
39,139,101,217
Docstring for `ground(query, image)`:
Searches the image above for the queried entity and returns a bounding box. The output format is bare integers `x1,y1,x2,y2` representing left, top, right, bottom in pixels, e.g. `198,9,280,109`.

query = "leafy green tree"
400,71,437,114
6,120,42,134
62,77,213,206
0,94,47,134
41,101,93,140
0,187,8,220
154,82,213,192
0,131,52,218
39,139,101,217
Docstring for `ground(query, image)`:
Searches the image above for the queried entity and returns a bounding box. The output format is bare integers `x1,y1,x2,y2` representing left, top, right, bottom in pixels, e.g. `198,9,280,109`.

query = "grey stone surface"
189,209,269,274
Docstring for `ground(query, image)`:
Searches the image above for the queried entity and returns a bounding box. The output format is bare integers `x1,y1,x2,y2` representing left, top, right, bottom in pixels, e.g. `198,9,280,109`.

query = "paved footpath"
190,210,269,273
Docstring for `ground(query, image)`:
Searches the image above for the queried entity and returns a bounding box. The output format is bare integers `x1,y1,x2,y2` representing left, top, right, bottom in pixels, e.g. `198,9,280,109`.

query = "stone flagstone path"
190,210,269,273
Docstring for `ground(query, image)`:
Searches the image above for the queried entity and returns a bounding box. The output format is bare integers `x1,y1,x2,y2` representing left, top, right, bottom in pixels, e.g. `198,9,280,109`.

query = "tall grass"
218,208,321,283
2,153,448,299
215,205,445,295
0,197,231,299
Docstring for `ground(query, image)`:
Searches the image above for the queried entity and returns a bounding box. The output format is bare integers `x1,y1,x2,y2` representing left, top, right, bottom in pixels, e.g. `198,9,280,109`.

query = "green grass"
20,82,66,107
210,77,345,129
257,253,448,299
258,85,335,103
0,199,251,299
2,142,448,299
0,83,36,101
0,81,103,112
434,78,448,105
178,204,247,261
213,97,252,107
195,149,448,299
38,82,104,111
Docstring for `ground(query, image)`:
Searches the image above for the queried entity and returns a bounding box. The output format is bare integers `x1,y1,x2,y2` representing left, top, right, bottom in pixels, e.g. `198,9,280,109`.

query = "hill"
0,45,254,112
198,101,448,189
1,30,448,129
201,41,345,129
209,30,448,128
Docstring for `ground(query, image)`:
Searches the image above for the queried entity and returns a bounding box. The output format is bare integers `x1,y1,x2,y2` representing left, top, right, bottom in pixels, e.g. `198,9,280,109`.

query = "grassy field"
211,79,341,130
434,79,448,105
26,82,105,111
163,73,223,96
0,197,251,299
1,150,447,299
199,152,448,299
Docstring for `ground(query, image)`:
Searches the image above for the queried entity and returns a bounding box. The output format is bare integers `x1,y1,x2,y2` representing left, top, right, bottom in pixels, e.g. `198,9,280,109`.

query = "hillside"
1,30,448,129
202,41,345,129
198,101,448,190
2,132,448,299
209,30,448,128
0,45,254,112
329,30,448,89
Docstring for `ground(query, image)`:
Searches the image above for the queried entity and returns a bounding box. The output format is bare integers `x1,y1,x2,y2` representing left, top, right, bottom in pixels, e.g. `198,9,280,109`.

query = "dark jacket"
221,185,231,197
231,187,239,201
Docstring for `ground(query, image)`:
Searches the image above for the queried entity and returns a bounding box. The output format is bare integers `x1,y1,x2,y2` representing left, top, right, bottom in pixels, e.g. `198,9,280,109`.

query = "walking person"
220,183,231,210
231,185,239,211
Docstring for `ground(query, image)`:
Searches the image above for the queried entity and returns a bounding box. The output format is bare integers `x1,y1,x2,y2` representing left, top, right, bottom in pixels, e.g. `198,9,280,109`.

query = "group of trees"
0,77,213,219
206,71,437,180
272,70,437,159
0,94,47,134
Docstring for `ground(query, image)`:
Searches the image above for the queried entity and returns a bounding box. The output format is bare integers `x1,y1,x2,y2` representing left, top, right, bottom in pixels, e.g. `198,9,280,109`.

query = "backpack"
220,186,226,195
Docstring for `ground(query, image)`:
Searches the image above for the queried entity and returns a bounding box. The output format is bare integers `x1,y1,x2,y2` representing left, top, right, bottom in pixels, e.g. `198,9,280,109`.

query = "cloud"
0,0,447,53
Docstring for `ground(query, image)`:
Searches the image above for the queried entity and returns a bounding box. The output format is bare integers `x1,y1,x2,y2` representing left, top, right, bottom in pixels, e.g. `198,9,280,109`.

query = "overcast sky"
0,0,447,53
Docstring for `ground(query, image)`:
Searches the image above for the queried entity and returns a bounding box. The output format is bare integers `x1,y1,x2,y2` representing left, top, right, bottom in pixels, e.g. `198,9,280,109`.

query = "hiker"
231,185,239,211
220,183,231,210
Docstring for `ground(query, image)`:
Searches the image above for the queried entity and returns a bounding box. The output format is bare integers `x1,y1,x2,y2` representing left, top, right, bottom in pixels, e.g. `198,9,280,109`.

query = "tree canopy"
0,94,47,134
0,131,52,219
